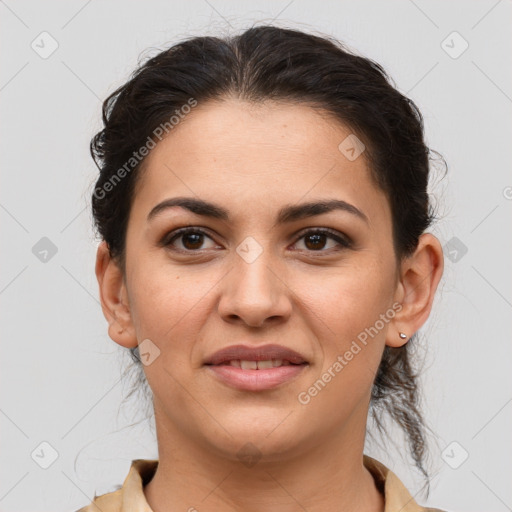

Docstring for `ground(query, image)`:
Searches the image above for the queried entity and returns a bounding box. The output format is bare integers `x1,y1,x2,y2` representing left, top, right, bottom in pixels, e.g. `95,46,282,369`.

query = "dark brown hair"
90,24,446,497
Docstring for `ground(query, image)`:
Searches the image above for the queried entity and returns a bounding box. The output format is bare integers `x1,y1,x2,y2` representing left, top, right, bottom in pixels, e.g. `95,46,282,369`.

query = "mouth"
204,344,309,391
213,359,302,369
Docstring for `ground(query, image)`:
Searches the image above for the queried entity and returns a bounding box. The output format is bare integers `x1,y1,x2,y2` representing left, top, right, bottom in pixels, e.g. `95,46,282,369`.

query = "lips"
204,344,308,366
204,344,308,391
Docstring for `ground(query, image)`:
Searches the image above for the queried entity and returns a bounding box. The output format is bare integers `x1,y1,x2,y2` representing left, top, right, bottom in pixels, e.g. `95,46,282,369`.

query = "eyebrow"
147,197,369,226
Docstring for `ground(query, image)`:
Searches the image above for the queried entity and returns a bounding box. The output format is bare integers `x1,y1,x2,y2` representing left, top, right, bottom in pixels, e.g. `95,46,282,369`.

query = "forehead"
132,99,391,231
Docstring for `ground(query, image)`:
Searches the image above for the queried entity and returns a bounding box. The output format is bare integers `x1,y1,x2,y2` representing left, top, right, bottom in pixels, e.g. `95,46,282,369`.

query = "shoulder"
73,459,158,512
363,455,450,512
73,487,122,512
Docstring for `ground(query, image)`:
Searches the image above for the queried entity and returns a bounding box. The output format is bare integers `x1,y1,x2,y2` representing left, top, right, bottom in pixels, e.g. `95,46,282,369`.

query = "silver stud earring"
399,332,407,339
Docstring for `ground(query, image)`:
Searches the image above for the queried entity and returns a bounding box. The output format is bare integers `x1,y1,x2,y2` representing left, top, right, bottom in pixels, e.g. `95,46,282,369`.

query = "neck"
143,402,384,512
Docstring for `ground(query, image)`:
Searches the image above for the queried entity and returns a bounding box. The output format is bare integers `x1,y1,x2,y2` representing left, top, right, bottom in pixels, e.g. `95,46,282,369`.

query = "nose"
217,249,292,328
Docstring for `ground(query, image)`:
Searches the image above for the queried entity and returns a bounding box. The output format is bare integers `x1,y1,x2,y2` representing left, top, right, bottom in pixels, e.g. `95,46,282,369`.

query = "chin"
200,409,309,462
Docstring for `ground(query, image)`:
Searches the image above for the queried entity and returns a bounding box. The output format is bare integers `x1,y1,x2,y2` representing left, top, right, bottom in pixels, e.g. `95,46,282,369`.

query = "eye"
161,227,352,254
162,227,218,252
292,228,352,252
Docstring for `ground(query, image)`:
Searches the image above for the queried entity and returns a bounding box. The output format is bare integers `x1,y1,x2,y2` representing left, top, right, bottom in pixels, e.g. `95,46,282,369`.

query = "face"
108,99,407,461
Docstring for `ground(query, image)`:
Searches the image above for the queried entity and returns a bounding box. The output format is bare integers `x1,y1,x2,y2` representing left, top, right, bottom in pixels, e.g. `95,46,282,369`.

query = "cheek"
303,261,392,344
126,260,218,418
299,260,392,393
296,273,388,425
126,254,220,350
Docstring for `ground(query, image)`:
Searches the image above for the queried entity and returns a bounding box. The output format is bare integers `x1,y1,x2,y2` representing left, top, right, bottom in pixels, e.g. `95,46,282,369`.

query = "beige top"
75,455,446,512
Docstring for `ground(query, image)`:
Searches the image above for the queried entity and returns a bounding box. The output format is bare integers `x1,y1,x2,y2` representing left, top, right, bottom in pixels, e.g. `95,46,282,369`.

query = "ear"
386,233,444,348
95,241,138,348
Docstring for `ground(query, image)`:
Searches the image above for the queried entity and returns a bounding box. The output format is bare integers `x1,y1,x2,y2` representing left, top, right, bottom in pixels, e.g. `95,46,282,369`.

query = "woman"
78,25,446,512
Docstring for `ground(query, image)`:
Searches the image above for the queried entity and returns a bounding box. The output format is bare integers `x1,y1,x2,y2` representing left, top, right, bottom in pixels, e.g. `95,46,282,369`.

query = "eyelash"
161,227,352,255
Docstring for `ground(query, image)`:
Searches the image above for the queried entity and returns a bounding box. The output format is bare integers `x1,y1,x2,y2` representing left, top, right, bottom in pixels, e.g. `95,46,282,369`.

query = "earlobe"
386,233,444,348
95,241,138,348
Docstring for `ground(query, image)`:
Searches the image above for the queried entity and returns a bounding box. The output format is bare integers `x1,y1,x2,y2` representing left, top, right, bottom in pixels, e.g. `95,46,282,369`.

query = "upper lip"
204,344,308,365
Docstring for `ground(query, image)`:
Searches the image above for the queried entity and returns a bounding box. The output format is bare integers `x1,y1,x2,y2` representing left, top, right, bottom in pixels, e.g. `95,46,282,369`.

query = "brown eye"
163,228,217,252
304,233,328,250
181,232,205,250
293,229,351,253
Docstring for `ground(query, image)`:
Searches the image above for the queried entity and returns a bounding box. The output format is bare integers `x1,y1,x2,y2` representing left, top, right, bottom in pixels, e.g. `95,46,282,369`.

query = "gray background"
1,1,511,511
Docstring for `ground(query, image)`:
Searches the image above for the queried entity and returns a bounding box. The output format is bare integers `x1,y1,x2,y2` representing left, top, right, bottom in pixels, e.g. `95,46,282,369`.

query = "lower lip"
205,364,307,391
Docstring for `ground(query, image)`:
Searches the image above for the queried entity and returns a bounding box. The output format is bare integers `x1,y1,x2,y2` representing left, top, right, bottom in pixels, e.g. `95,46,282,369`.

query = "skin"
96,98,444,512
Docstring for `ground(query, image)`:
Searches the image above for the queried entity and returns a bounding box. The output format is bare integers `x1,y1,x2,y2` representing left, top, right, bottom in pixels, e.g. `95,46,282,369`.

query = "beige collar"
78,456,443,512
